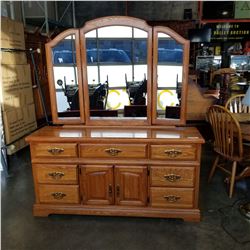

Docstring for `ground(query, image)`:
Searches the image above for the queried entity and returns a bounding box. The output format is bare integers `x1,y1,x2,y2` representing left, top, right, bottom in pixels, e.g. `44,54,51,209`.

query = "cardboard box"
1,51,27,65
3,103,37,144
1,64,34,111
1,16,25,50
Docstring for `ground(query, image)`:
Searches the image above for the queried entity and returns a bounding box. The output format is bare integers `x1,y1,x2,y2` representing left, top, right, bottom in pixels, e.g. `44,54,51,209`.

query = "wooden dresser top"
26,126,205,144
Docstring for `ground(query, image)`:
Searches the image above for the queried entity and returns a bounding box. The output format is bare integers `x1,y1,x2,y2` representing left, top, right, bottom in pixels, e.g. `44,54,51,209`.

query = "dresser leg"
183,216,201,222
33,205,50,217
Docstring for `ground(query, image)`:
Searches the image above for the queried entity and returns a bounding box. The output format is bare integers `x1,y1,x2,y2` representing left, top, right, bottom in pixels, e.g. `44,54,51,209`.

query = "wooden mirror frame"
80,16,153,126
45,29,85,124
152,26,189,126
45,17,189,127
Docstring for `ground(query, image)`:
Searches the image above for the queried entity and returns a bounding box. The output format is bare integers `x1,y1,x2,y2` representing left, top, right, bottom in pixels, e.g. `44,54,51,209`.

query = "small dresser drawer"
32,143,78,158
150,187,194,208
150,145,197,160
150,166,195,187
79,144,147,158
38,184,80,204
34,164,78,184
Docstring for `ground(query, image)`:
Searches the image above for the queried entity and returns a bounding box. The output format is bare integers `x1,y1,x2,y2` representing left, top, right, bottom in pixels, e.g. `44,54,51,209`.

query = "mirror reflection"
85,26,148,119
52,35,80,118
156,32,183,120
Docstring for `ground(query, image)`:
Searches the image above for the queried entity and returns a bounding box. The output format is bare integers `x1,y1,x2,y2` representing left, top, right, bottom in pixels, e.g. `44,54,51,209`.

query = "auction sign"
205,23,250,42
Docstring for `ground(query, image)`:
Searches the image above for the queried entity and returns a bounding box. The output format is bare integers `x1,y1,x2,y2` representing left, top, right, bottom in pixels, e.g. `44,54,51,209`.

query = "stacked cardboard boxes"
1,17,37,154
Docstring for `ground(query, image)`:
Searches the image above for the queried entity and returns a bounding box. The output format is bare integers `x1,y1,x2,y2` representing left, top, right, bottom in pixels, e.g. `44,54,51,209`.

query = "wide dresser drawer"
79,144,147,158
34,164,78,184
31,143,78,158
150,187,194,208
150,166,195,187
150,145,197,160
38,184,80,204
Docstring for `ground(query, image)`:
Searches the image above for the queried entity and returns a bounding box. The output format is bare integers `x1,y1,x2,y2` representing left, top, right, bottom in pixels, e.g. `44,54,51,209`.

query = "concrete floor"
1,143,250,250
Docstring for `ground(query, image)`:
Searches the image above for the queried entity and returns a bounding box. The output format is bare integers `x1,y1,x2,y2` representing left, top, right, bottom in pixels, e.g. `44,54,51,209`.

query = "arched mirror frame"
80,16,153,126
45,29,85,124
152,26,189,126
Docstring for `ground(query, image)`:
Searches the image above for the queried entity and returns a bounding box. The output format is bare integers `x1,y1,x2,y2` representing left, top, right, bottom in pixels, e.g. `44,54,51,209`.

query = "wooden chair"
225,94,250,113
207,105,244,198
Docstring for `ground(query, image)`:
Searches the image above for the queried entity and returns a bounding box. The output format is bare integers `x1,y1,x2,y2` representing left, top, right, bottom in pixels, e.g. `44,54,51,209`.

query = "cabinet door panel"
80,165,113,205
115,166,147,206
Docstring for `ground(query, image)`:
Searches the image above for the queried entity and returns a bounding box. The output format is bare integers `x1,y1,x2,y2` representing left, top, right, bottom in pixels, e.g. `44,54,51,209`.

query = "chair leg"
229,161,237,198
208,155,220,183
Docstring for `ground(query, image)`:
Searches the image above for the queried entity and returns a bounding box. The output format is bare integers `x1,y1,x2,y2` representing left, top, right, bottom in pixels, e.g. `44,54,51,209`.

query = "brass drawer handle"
164,174,181,182
105,148,122,156
164,149,182,158
116,185,120,196
164,195,180,203
51,192,66,200
48,172,65,180
108,184,113,197
47,147,64,155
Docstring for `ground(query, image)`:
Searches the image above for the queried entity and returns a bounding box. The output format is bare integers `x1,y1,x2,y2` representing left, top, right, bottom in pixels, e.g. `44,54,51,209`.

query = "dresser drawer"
150,187,194,208
150,166,195,187
34,164,78,184
38,184,80,204
32,143,78,158
150,145,197,160
79,144,147,158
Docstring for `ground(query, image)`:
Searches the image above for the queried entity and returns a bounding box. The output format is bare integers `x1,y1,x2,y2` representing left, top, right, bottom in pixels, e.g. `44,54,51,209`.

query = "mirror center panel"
85,26,148,120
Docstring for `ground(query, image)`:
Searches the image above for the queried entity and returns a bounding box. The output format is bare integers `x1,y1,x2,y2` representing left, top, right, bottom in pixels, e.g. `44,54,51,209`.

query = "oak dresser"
26,16,205,221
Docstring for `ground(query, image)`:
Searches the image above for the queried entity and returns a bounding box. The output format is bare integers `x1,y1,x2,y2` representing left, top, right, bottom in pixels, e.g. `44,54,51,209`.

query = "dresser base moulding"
33,204,201,222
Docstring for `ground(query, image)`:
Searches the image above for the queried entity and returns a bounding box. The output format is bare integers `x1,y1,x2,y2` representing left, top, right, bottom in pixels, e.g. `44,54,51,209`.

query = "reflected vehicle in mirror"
87,48,131,64
53,50,76,64
53,49,131,65
158,48,183,64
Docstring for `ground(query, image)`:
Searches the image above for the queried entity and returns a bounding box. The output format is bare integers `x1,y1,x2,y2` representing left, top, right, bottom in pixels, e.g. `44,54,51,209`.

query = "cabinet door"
80,165,113,205
115,166,147,206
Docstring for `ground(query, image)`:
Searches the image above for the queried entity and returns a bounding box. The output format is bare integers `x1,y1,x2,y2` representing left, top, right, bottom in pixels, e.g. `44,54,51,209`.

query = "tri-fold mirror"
46,16,189,126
